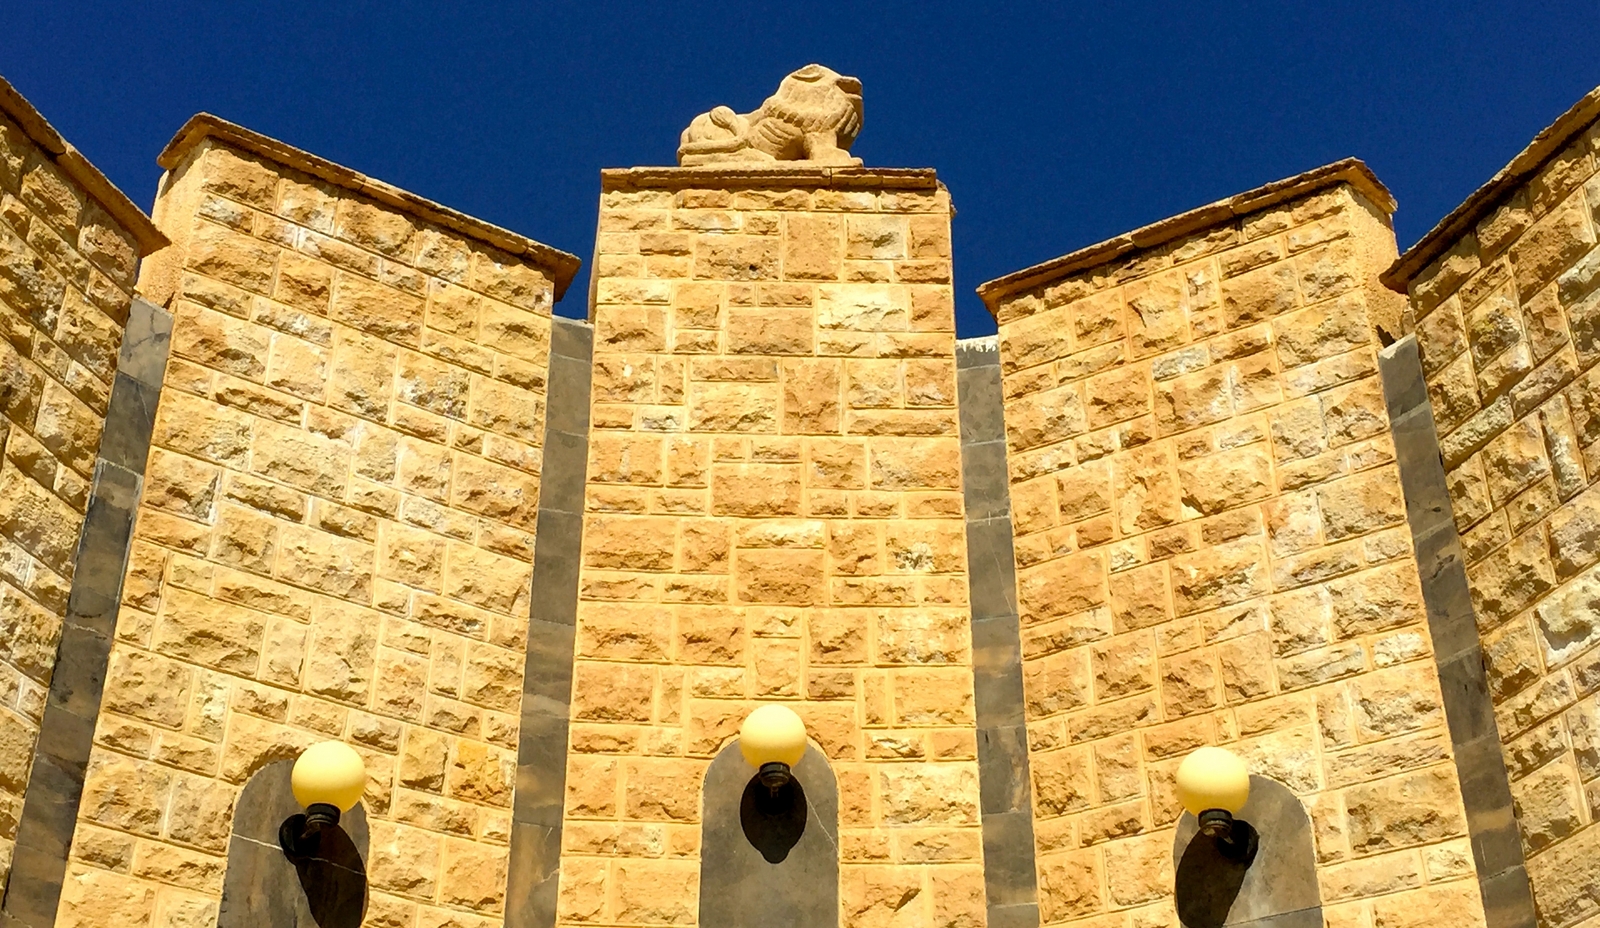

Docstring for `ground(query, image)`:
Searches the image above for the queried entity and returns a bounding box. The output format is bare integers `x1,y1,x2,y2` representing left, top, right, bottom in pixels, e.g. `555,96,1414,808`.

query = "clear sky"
4,1,1598,336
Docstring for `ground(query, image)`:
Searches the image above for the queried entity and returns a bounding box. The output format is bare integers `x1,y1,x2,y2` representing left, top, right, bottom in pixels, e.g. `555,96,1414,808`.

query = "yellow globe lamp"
292,740,368,812
1175,746,1250,818
1175,746,1257,863
739,704,807,793
279,741,366,860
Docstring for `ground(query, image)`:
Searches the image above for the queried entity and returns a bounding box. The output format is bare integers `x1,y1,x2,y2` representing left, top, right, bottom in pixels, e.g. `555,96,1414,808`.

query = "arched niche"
699,740,840,928
217,759,370,927
1172,774,1321,928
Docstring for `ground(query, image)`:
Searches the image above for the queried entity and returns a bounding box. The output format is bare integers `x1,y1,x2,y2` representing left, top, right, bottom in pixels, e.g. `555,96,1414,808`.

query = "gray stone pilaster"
506,316,592,928
1,298,171,928
957,336,1039,928
1377,335,1537,928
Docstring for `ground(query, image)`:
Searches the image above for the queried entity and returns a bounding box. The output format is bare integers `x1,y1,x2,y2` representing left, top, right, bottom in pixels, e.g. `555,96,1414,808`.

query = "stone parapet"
54,118,573,928
979,165,1487,928
976,159,1395,324
1386,87,1600,928
152,114,577,302
0,76,166,257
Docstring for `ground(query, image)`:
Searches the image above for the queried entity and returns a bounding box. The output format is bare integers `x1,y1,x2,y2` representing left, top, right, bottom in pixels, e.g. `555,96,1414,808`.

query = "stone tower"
554,161,985,926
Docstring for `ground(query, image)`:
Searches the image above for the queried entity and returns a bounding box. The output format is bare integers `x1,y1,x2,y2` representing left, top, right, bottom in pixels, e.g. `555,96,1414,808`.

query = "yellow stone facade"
57,124,574,927
5,65,1600,928
560,168,984,927
0,89,163,887
1395,112,1600,928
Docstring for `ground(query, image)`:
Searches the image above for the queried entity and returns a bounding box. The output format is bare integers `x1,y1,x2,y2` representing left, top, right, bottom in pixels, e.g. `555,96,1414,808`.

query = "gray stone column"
1377,335,1536,928
506,316,592,928
957,336,1039,928
1,298,171,928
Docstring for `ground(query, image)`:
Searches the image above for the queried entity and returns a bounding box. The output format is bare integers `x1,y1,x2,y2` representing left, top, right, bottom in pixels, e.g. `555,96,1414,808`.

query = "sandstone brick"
1102,832,1173,907
1468,529,1557,628
1344,766,1465,854
1222,261,1299,327
103,648,192,728
1525,820,1600,927
1352,662,1443,738
710,463,802,516
1177,444,1273,515
1037,849,1103,921
185,220,278,294
1512,196,1596,295
56,867,156,928
1156,365,1232,433
1511,757,1584,852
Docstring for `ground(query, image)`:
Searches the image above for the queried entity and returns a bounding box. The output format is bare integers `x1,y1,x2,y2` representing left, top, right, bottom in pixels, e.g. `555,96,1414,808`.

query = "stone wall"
980,165,1489,928
1390,101,1600,928
559,166,984,928
59,118,575,928
0,81,162,890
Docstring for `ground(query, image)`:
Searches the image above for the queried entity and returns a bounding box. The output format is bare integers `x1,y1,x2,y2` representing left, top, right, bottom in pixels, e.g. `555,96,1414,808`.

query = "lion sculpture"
678,64,864,166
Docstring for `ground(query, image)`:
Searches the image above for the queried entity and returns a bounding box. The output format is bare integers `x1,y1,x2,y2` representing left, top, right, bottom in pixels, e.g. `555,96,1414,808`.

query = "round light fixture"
1175,746,1257,863
279,741,366,860
739,704,807,793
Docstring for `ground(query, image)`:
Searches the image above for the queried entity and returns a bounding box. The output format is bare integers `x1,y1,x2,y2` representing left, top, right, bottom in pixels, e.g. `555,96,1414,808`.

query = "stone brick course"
981,168,1488,928
561,166,983,928
55,120,575,928
1391,95,1600,928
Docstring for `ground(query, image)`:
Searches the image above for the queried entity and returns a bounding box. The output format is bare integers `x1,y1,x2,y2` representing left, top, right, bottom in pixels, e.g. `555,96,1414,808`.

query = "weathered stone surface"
562,167,970,923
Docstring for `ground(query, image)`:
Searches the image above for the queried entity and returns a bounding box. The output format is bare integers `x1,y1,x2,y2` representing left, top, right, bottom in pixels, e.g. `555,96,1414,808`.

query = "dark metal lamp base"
279,803,342,861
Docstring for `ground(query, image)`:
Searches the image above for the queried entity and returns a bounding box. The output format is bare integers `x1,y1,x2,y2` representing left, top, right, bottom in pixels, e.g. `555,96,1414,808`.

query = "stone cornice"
158,113,582,300
600,164,940,191
1383,84,1600,293
975,158,1394,314
0,74,168,255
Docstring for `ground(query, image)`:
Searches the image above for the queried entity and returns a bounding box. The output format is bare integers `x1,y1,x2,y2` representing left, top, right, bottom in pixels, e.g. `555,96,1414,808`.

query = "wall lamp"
279,741,367,861
1176,746,1257,864
739,704,807,794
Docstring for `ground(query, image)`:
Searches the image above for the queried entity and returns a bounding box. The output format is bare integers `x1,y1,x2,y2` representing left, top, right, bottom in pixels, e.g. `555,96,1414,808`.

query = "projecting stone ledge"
974,157,1394,315
156,112,582,298
601,164,940,191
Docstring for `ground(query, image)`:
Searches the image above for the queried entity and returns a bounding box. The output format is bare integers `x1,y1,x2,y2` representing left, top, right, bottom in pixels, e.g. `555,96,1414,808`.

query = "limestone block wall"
0,81,163,887
60,117,576,927
980,165,1488,928
559,167,982,928
1387,94,1600,928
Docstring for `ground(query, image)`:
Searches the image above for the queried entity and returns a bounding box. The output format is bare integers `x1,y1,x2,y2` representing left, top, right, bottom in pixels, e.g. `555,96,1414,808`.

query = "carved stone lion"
678,64,864,166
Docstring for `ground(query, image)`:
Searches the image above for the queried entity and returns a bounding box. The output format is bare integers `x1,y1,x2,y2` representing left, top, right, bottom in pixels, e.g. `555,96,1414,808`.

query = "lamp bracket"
1197,808,1258,865
279,803,342,861
757,762,792,795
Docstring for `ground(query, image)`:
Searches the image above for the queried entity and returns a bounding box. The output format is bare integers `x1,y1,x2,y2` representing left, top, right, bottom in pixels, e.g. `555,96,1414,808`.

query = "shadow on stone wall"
740,774,809,864
701,741,839,928
217,760,369,927
1172,776,1320,928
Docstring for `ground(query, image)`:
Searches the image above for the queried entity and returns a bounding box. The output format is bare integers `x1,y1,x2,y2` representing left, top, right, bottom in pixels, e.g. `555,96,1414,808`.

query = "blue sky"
4,1,1597,335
